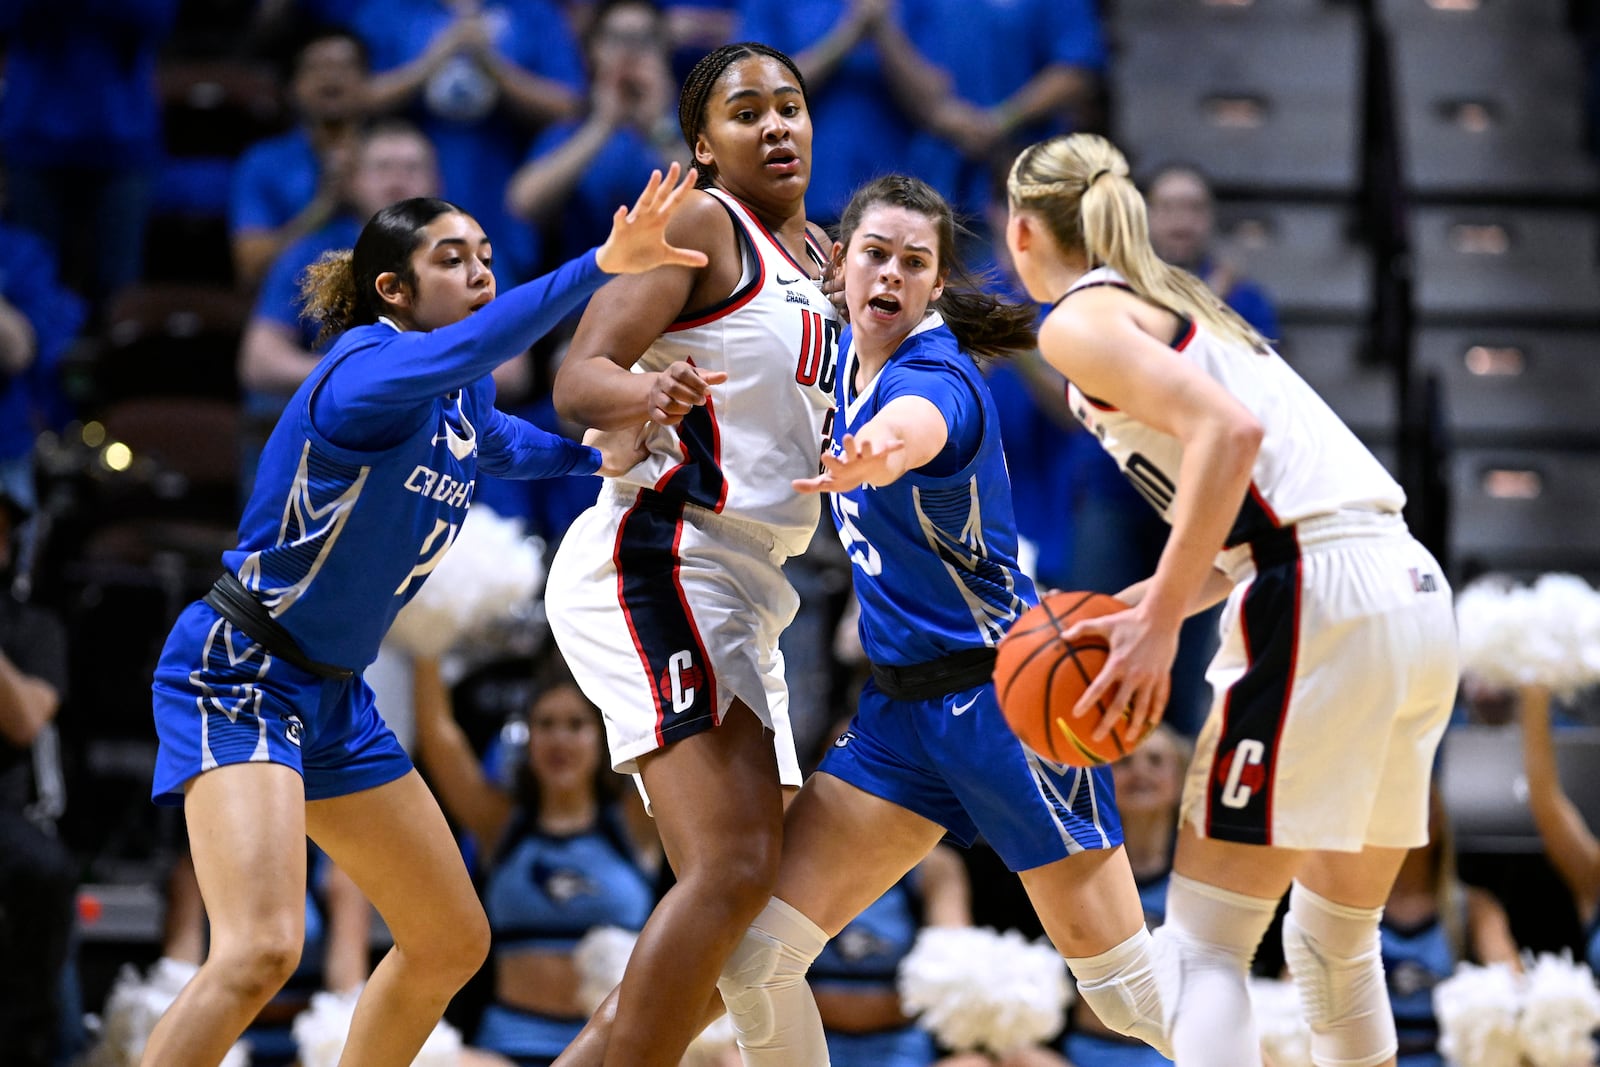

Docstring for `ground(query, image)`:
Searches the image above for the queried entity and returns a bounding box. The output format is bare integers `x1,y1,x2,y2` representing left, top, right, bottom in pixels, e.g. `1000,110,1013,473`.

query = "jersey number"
830,494,882,576
394,518,459,597
1124,452,1177,512
795,310,839,391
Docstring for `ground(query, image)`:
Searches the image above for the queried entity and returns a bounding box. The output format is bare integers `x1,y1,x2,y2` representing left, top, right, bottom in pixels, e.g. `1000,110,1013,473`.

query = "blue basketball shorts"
819,677,1123,872
150,602,413,806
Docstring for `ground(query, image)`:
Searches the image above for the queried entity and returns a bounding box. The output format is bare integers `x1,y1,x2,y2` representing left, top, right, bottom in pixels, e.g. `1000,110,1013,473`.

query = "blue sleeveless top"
1381,911,1456,1061
484,805,656,952
811,877,919,991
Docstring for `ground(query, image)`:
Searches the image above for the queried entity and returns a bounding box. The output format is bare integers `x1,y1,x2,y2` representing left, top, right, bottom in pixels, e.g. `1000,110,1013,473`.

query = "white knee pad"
1282,882,1397,1067
1158,873,1283,1067
1068,927,1174,1060
715,897,830,1064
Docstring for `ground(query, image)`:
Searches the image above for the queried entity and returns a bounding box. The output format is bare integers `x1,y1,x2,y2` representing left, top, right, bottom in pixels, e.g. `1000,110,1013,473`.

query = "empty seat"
1110,8,1364,196
1213,201,1374,319
1449,447,1600,570
102,284,251,402
1415,326,1600,445
1411,207,1600,322
1391,25,1598,199
1274,324,1397,441
1379,0,1568,29
158,60,286,159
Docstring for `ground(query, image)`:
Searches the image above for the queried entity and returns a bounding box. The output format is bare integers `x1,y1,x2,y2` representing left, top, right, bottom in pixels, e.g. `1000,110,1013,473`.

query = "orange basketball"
993,591,1140,767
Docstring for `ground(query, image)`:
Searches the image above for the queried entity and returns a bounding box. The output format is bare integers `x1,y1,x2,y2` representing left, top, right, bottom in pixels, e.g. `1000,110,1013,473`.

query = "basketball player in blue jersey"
1520,687,1600,980
708,174,1171,1067
541,44,840,1067
140,163,706,1067
1006,133,1460,1067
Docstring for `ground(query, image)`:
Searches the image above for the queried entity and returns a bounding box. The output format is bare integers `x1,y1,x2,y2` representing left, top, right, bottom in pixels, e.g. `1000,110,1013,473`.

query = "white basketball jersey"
1061,267,1404,548
611,188,838,557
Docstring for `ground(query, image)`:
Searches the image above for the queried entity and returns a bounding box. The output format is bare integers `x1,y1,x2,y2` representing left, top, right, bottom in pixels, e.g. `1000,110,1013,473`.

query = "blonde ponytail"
1009,134,1267,352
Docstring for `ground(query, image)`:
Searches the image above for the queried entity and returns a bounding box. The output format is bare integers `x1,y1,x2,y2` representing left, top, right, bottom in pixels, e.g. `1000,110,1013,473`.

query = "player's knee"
1282,883,1395,1067
685,841,781,926
211,929,304,1004
716,898,827,1049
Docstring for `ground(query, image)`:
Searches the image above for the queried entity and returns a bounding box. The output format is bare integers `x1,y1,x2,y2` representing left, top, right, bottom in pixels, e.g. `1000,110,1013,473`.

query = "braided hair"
677,42,807,186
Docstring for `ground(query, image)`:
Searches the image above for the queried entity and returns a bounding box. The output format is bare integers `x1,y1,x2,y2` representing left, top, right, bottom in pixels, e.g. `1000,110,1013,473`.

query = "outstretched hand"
594,163,709,275
793,433,906,494
647,360,728,427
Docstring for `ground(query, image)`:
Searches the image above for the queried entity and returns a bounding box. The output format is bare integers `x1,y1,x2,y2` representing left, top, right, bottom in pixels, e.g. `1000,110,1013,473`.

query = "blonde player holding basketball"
707,174,1171,1067
1005,132,1458,1067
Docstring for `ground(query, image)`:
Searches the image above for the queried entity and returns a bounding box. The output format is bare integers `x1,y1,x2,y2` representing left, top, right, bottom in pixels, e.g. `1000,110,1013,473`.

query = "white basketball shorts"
1181,510,1458,851
545,486,803,784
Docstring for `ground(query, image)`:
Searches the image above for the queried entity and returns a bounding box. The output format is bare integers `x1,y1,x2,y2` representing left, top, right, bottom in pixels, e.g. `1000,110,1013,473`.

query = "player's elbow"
1226,413,1265,462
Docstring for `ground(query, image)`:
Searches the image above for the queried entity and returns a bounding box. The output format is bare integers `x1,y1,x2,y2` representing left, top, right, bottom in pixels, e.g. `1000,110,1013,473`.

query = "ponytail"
1009,134,1267,352
299,250,360,348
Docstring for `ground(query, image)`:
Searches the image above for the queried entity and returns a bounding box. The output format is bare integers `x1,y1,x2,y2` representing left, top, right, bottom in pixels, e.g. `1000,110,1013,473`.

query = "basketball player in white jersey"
542,43,840,1067
1004,133,1458,1067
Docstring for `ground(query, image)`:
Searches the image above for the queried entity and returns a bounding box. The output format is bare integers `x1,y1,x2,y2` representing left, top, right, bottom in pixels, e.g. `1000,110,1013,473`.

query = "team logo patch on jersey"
283,713,305,748
658,653,705,715
1409,567,1440,593
785,289,812,306
833,730,856,749
1215,739,1267,810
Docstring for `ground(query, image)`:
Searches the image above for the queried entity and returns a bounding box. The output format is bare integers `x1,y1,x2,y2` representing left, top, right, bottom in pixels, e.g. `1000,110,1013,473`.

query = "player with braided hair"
542,41,841,1067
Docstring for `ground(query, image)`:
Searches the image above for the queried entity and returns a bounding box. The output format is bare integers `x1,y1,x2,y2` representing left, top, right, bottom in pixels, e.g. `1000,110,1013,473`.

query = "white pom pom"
85,958,250,1067
1433,961,1524,1067
1248,977,1312,1067
292,986,461,1067
1518,951,1600,1067
898,926,1071,1054
574,925,639,1015
386,505,546,658
1457,573,1600,696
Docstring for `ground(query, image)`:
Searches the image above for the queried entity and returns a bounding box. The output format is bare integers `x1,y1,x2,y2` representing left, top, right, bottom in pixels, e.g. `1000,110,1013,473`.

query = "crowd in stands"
2,2,1598,1066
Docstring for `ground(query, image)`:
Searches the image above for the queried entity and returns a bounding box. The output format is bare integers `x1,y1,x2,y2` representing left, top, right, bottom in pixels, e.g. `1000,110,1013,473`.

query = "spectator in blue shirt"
238,121,458,496
735,0,912,225
352,0,588,282
506,0,687,270
0,224,87,514
874,0,1105,222
0,0,179,313
1144,164,1279,341
231,30,372,290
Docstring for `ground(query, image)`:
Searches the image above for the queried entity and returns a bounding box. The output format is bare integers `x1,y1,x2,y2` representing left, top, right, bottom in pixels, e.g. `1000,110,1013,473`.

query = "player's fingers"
696,369,730,386
632,168,665,217
1071,670,1116,721
1062,615,1113,644
792,475,829,493
661,163,697,210
1118,686,1151,743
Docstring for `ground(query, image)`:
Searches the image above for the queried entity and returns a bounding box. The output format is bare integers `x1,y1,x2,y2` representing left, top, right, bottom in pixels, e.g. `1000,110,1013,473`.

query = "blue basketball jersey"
222,253,608,670
830,314,1035,666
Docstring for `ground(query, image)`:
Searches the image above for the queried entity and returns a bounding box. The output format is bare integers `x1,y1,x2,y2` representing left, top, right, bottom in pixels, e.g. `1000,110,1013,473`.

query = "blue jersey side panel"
830,320,1035,665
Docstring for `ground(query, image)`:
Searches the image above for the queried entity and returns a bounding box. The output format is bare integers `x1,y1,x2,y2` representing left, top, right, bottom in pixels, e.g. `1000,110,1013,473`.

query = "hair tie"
1087,168,1112,188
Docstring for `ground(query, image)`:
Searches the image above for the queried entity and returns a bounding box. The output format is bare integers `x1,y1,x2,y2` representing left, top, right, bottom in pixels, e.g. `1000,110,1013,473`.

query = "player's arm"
411,656,515,849
793,395,932,493
1042,289,1262,736
1115,569,1235,617
318,166,705,441
1464,886,1521,971
0,648,59,749
476,386,645,480
553,189,732,431
1519,685,1600,915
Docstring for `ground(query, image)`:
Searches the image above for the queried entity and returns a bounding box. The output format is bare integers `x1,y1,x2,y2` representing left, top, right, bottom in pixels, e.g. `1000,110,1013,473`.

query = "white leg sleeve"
715,896,832,1067
1158,872,1281,1067
1282,882,1397,1067
1065,926,1173,1059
